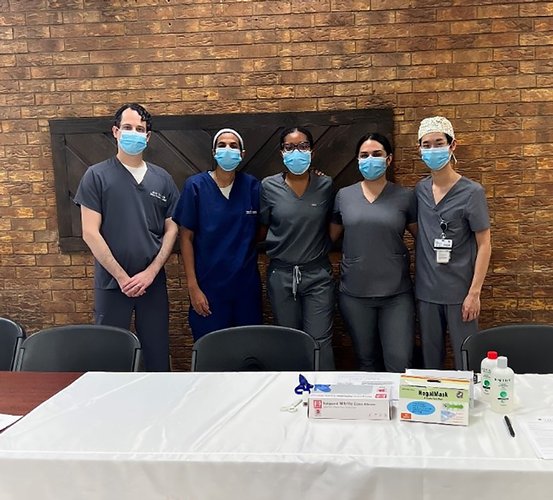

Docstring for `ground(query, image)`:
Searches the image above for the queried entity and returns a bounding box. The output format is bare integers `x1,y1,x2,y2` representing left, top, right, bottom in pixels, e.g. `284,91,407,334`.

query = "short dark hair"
114,103,152,132
355,132,393,157
280,126,314,150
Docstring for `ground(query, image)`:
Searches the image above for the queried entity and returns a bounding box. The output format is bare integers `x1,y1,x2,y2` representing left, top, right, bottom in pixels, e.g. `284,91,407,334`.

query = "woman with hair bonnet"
173,128,262,340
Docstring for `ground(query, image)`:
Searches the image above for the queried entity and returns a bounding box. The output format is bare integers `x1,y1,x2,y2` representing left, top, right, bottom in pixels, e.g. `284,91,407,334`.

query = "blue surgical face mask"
119,130,148,156
421,146,451,171
214,147,242,172
358,157,387,181
283,150,311,175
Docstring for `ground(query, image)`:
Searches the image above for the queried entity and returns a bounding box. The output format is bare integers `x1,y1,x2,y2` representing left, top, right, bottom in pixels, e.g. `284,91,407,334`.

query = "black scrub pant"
94,271,170,372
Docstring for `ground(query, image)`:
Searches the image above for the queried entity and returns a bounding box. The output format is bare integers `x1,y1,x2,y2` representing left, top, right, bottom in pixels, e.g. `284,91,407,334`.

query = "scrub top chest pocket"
242,205,259,232
144,188,171,235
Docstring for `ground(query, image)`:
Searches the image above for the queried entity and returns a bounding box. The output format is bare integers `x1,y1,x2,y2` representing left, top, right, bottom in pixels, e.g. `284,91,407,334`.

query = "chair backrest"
191,325,320,372
14,324,142,372
461,324,553,374
0,318,26,371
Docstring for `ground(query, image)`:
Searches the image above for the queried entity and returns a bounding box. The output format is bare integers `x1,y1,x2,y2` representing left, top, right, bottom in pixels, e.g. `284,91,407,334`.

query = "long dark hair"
354,132,393,157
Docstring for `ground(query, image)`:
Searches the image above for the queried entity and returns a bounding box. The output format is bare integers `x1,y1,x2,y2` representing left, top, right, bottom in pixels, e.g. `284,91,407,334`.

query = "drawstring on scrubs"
292,265,302,300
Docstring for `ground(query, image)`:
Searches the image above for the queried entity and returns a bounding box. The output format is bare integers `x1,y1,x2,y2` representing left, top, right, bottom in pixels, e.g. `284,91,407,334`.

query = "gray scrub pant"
267,260,336,370
418,301,478,370
94,271,170,372
339,291,415,372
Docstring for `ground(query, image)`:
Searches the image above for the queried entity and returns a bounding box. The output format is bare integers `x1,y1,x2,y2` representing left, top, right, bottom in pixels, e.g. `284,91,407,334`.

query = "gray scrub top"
74,156,179,289
260,172,332,265
332,182,417,298
415,175,490,304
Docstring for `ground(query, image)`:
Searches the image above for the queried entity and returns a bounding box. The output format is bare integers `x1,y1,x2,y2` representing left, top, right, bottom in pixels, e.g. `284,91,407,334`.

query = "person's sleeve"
74,167,102,213
466,185,490,232
259,180,271,226
331,189,343,225
407,188,418,225
172,177,198,231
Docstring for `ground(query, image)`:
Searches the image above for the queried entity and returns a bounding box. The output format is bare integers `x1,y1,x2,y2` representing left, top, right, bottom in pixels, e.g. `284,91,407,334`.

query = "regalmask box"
399,375,470,426
308,383,391,420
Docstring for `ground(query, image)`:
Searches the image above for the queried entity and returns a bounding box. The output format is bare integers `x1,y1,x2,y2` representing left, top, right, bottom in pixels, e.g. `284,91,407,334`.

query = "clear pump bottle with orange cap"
480,350,498,401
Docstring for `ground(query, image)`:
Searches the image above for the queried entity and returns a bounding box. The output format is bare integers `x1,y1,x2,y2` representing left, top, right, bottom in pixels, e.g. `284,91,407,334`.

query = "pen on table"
504,415,515,438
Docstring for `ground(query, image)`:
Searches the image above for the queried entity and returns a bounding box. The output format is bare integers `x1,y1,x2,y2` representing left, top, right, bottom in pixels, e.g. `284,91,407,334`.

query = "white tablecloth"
0,371,552,500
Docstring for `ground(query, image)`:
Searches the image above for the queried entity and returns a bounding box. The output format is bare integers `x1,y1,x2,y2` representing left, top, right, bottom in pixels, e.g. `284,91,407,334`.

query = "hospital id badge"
434,238,452,264
434,238,453,249
435,249,451,264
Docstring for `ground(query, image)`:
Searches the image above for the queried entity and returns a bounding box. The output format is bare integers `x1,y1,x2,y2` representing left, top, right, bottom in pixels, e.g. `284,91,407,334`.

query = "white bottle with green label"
480,350,498,401
490,356,514,413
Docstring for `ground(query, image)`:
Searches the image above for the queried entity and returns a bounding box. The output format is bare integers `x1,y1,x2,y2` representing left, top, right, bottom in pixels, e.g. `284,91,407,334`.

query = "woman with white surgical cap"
173,128,262,341
259,126,336,370
415,116,491,369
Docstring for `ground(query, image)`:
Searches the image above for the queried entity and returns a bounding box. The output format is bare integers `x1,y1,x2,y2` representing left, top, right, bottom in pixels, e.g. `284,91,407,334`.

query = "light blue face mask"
421,146,451,171
358,157,387,181
283,150,311,175
214,147,242,172
119,130,148,156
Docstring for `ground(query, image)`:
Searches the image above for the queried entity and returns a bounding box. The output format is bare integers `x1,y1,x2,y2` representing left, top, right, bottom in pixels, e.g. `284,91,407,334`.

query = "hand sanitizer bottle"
480,350,498,401
490,356,514,413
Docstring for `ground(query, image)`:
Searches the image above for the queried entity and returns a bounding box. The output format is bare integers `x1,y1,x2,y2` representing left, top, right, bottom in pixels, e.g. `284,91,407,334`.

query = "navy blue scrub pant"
188,279,263,342
94,271,170,372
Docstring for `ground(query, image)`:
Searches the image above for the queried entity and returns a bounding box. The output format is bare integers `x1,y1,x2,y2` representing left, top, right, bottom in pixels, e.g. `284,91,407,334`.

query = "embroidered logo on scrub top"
245,210,257,215
150,191,167,202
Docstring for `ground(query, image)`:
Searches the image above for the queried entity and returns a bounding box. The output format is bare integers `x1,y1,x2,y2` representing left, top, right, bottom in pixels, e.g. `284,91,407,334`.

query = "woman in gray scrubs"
259,127,335,370
330,133,417,372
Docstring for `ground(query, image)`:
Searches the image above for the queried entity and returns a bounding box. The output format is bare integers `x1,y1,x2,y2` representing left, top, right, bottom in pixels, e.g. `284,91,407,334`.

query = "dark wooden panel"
50,109,393,252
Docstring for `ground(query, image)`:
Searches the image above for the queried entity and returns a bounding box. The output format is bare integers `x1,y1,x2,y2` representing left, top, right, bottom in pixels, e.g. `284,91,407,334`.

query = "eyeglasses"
282,141,311,153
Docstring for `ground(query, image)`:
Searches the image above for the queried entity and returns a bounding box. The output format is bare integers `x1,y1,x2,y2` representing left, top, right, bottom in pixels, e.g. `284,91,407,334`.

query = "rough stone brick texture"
1,0,552,371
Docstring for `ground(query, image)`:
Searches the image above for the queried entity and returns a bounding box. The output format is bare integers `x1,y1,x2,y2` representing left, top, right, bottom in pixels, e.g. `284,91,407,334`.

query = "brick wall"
1,0,552,370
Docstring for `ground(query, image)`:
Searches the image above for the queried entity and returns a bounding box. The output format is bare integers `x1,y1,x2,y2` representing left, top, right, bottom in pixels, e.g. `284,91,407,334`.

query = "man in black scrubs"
75,103,179,371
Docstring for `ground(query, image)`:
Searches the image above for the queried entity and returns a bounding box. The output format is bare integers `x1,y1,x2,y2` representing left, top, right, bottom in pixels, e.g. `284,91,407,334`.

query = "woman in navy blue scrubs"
173,128,262,340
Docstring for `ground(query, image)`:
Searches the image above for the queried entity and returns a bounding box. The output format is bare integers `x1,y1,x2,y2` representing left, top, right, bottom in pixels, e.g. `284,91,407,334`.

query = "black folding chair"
14,324,142,372
191,325,320,372
0,318,26,371
461,324,553,374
